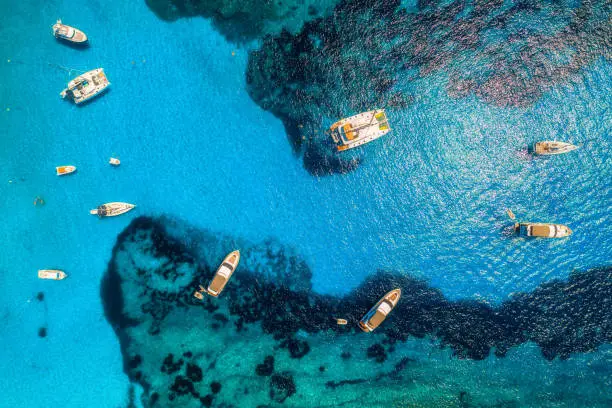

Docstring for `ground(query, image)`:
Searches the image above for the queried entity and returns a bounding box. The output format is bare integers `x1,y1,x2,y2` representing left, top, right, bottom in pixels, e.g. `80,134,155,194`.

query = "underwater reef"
102,216,611,407
246,0,611,174
144,0,338,42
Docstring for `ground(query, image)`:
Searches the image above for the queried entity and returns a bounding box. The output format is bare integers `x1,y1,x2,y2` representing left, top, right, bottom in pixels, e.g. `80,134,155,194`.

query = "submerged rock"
101,216,612,406
269,372,297,403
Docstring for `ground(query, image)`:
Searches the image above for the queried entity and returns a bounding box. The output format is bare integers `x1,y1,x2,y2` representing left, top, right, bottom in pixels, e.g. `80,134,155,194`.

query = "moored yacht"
533,141,578,156
359,288,401,332
205,251,240,297
52,20,88,44
329,109,391,151
60,68,110,104
515,222,572,238
90,202,135,217
38,269,67,280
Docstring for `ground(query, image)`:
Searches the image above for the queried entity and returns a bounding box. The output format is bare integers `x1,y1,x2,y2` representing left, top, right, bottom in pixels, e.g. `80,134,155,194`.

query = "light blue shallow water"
0,0,610,406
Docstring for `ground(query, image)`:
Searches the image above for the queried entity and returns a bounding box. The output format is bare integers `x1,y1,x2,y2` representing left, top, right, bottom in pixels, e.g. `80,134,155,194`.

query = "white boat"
359,288,401,332
60,68,110,104
515,222,572,238
56,165,76,176
533,141,578,156
52,20,88,44
38,269,67,280
329,109,391,151
205,251,240,297
109,157,121,166
90,202,135,217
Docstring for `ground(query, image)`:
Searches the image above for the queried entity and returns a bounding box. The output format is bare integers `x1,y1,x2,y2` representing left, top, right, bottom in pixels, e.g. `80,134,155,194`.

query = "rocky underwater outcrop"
144,0,338,42
102,216,611,407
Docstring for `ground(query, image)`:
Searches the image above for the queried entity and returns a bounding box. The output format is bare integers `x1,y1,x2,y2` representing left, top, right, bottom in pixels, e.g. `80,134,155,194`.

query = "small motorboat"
359,288,401,333
515,222,572,238
60,68,110,105
109,157,121,166
52,20,88,44
205,251,240,297
336,318,348,325
329,109,391,152
90,202,136,217
56,165,76,176
193,285,206,300
533,141,578,156
38,269,67,280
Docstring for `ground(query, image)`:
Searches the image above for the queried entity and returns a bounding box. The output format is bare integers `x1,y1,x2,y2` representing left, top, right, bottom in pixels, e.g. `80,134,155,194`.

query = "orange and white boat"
56,165,76,176
38,269,68,280
329,109,391,152
359,288,401,332
205,250,240,297
109,157,121,166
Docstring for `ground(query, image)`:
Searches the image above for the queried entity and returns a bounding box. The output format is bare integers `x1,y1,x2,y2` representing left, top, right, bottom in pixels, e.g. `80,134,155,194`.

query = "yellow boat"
38,269,67,280
56,165,76,176
205,251,240,297
533,141,578,156
359,288,401,332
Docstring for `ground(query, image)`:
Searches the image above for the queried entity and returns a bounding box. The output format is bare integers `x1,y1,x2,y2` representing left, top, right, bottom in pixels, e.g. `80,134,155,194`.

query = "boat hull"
53,21,88,44
61,68,110,105
90,202,136,217
56,165,76,176
533,141,578,156
38,269,67,280
359,288,401,332
206,250,240,297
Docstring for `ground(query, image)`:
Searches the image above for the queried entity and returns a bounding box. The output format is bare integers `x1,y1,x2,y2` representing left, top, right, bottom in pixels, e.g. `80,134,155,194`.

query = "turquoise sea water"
1,0,610,407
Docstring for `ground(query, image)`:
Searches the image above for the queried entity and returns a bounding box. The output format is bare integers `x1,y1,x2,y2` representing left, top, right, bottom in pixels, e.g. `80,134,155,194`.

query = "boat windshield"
217,265,232,278
378,302,392,315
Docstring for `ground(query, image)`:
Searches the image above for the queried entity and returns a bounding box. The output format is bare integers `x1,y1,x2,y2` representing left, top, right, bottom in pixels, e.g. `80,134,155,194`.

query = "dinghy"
206,251,240,297
90,202,135,217
38,269,67,280
533,141,578,156
329,109,391,152
109,157,121,166
193,285,206,300
56,165,76,176
60,68,110,104
359,288,401,332
515,222,572,238
52,20,88,44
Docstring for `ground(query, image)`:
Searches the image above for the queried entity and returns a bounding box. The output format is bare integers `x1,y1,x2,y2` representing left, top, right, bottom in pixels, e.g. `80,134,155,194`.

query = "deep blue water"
0,0,610,406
